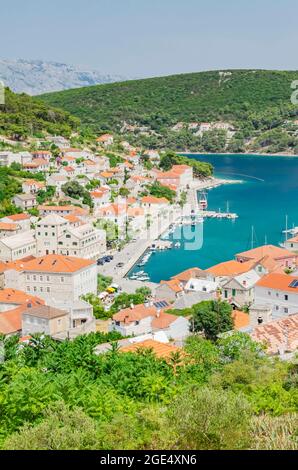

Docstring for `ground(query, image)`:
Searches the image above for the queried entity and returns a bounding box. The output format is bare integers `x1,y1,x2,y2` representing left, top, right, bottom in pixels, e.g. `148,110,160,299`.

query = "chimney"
156,309,161,318
130,303,134,310
27,302,32,308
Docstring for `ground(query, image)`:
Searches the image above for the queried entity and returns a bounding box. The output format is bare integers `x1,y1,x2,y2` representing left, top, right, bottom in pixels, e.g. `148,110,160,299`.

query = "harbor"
127,154,298,283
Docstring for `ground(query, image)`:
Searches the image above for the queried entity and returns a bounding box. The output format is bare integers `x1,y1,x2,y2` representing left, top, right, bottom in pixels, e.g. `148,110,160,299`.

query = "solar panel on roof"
154,300,169,309
289,279,298,288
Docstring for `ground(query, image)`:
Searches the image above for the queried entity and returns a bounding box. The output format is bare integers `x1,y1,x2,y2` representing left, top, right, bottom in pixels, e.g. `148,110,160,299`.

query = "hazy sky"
1,0,297,77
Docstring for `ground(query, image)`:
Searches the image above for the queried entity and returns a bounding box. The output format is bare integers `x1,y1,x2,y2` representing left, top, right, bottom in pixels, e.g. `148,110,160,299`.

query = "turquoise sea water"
129,154,298,283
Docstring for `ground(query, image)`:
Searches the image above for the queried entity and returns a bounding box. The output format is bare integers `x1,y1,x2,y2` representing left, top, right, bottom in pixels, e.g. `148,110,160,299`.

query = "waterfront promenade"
99,176,242,289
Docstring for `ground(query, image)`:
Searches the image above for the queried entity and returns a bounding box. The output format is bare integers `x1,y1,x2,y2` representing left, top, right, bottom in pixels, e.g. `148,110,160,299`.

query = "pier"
200,210,238,220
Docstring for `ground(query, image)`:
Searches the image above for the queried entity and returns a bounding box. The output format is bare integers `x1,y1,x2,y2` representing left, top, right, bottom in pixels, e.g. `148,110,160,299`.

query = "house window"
61,277,64,283
284,295,288,301
115,321,120,326
275,305,279,311
232,289,236,297
257,317,263,325
224,290,228,299
268,291,271,296
47,287,50,293
284,308,289,314
135,321,140,326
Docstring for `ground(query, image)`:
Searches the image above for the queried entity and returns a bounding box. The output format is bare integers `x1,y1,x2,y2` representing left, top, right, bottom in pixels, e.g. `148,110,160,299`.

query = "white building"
57,223,106,260
255,273,298,319
0,231,36,262
222,270,260,307
5,254,97,302
0,214,31,232
110,302,190,340
35,215,106,259
13,194,37,210
36,214,68,256
0,151,32,167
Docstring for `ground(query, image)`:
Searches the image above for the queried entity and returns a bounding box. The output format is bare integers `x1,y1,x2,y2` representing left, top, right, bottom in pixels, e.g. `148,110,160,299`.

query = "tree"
4,402,102,450
135,287,152,299
62,181,93,209
147,181,176,203
167,386,252,450
97,274,113,293
82,293,109,319
191,300,233,340
119,187,130,197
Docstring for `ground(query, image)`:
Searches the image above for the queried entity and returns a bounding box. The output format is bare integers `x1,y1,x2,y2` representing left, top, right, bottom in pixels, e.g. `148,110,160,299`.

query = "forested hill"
0,88,80,140
39,70,298,153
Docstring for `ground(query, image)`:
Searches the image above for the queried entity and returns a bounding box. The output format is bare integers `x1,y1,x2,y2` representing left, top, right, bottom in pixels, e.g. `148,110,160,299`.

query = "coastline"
113,176,243,282
192,176,243,191
180,151,298,157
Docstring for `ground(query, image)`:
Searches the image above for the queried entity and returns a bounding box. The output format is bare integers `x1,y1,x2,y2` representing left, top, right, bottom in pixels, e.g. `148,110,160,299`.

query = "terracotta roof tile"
236,245,296,261
120,339,183,360
256,273,298,293
22,254,95,274
232,310,250,330
251,314,298,354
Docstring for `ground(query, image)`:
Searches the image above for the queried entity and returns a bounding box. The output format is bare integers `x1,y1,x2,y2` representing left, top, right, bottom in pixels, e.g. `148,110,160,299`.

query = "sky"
0,0,297,77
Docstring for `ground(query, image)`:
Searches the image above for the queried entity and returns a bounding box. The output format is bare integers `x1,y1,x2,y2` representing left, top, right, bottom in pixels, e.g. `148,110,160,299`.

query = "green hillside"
39,69,298,153
0,88,80,140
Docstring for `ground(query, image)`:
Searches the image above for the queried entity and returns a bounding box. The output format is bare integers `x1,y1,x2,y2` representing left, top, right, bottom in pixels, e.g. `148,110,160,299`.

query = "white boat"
198,191,208,210
137,276,150,281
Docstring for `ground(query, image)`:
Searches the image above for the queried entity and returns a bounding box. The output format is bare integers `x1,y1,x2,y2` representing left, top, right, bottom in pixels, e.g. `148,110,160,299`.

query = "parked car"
116,262,125,268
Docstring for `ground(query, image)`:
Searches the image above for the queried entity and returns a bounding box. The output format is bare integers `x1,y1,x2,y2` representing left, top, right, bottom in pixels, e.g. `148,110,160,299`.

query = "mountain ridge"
0,59,127,95
38,69,298,153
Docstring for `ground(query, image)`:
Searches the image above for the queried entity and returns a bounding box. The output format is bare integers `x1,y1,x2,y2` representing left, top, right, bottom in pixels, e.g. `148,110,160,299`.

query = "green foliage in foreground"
0,332,297,450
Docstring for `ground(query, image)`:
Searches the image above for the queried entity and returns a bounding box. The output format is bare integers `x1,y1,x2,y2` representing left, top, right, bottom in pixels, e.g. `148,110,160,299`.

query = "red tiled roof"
22,254,95,273
251,314,298,354
256,273,298,293
120,339,183,360
160,279,183,293
5,214,30,221
171,267,203,282
236,245,296,261
232,310,250,330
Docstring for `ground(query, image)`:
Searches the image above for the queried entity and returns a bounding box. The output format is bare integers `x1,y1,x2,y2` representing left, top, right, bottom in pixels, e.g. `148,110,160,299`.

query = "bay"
129,154,298,283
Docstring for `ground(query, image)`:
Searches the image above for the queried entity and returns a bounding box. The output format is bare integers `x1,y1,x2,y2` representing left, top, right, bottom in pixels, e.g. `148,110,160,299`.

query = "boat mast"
251,226,255,250
285,215,288,242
